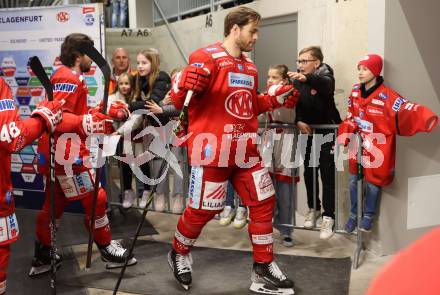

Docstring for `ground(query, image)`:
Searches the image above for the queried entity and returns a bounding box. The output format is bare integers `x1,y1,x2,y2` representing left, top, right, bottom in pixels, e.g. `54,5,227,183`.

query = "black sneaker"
167,249,192,290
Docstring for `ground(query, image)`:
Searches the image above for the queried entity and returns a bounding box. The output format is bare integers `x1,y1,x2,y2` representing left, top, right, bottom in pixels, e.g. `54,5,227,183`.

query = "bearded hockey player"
338,54,438,233
0,76,63,294
29,33,136,277
168,7,298,295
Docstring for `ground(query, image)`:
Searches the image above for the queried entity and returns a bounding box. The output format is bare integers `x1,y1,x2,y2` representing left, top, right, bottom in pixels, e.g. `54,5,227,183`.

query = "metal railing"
263,123,365,269
152,0,250,26
106,122,366,268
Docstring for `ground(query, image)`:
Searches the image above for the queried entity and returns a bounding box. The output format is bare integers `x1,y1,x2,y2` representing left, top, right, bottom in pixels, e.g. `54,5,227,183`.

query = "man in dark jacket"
288,46,341,240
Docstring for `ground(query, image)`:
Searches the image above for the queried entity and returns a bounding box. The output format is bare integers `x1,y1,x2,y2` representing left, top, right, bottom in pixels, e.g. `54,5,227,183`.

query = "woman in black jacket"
129,49,171,210
288,46,341,240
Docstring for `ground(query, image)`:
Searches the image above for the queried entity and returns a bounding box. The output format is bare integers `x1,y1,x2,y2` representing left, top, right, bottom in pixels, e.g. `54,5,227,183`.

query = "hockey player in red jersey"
167,7,298,295
0,76,63,294
338,54,438,233
29,33,136,277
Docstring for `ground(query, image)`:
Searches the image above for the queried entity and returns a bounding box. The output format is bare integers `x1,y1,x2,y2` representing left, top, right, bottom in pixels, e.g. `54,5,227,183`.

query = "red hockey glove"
31,99,64,133
108,101,130,121
178,65,210,93
267,84,297,108
283,89,299,109
81,113,114,136
90,101,130,121
337,119,358,146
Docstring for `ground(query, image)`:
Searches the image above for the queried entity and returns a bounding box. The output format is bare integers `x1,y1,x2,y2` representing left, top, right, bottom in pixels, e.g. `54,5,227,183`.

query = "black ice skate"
29,241,62,277
98,240,137,269
250,261,295,295
167,249,193,291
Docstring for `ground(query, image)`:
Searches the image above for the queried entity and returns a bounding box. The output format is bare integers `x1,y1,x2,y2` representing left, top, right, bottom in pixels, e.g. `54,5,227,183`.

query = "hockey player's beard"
79,60,92,73
236,37,254,52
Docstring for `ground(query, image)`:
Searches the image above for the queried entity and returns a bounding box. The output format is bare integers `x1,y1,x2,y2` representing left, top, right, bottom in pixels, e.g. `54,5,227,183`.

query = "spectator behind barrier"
110,47,136,93
338,54,438,233
288,46,341,240
129,49,171,211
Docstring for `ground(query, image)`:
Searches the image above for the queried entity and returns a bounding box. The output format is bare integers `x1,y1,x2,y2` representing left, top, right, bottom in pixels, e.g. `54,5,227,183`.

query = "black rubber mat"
7,208,158,294
15,207,158,246
60,240,351,295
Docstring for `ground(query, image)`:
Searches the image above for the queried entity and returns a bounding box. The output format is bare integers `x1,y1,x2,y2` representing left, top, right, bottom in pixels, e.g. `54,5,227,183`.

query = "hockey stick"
113,90,193,294
29,56,57,295
78,42,111,270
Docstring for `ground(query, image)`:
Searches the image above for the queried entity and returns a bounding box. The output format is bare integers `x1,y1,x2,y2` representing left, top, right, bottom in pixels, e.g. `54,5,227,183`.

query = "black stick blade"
29,56,53,101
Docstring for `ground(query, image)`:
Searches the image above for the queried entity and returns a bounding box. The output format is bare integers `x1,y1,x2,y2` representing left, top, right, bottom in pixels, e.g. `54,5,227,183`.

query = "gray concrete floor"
77,210,391,295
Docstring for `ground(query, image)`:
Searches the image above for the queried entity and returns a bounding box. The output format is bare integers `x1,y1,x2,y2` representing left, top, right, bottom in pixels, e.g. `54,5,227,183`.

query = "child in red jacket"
338,54,438,232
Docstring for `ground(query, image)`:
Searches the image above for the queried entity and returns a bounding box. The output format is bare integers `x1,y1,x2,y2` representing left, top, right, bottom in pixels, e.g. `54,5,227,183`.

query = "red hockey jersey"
338,83,438,186
38,65,90,175
171,43,275,167
0,77,45,223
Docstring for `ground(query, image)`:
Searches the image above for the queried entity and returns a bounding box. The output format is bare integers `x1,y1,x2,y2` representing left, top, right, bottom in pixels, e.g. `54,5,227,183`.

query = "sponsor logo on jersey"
352,91,359,97
372,99,384,106
355,117,373,133
237,64,244,71
53,83,78,93
225,89,253,119
5,191,12,205
251,233,273,245
228,72,254,89
56,11,70,22
203,144,213,159
189,167,203,209
378,92,388,100
7,214,18,239
252,168,274,201
0,99,15,112
218,60,234,68
392,97,407,112
246,64,258,72
201,181,227,210
367,106,384,116
190,62,204,68
205,47,218,52
212,51,227,59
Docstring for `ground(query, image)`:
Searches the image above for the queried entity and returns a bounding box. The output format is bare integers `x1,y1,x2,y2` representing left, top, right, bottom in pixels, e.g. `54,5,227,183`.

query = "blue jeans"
273,181,294,236
111,0,127,28
349,174,381,217
226,181,243,208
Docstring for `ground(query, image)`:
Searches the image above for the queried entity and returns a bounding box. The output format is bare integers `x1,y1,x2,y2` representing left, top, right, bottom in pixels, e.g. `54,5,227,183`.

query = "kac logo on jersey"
392,97,407,112
225,89,253,119
53,83,77,93
228,72,254,89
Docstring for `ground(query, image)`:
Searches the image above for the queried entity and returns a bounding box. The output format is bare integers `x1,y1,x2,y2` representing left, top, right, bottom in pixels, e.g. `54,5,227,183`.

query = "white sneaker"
122,190,135,209
219,206,235,226
319,216,335,240
138,190,150,209
304,209,321,229
172,195,185,214
233,206,248,229
154,193,166,212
